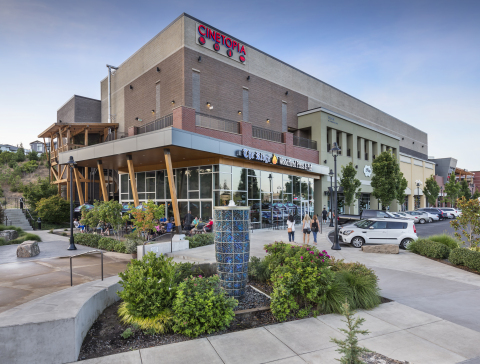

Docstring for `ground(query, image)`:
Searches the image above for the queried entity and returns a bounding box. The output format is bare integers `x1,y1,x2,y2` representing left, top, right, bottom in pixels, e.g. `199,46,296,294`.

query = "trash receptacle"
37,217,42,231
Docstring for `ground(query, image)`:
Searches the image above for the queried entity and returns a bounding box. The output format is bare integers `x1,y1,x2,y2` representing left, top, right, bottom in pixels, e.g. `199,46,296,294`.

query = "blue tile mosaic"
214,207,250,298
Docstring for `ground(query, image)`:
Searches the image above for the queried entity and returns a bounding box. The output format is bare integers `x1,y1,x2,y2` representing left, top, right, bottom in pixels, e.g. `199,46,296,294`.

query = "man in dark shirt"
184,210,193,231
322,207,328,223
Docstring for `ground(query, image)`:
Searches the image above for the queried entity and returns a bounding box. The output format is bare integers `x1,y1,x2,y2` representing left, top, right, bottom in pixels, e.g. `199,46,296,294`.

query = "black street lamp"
416,182,421,209
331,142,341,250
329,169,334,227
67,156,77,251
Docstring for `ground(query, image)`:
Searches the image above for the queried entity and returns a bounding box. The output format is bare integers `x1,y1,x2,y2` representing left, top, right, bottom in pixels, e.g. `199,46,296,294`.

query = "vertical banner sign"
196,23,247,64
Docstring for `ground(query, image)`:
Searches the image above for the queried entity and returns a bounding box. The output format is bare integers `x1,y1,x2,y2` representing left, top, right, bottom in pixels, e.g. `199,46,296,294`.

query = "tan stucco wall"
400,153,435,209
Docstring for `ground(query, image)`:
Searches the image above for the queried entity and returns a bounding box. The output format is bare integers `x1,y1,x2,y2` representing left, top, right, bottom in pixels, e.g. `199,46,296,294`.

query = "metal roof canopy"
38,123,119,138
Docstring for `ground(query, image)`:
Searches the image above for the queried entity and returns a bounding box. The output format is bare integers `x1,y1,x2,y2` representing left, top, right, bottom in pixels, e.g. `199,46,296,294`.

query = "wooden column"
164,149,180,229
97,161,108,202
73,168,85,206
126,155,139,207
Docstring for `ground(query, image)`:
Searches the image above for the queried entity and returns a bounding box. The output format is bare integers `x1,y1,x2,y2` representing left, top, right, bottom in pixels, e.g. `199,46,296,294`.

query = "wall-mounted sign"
364,165,372,177
196,23,246,64
237,148,313,171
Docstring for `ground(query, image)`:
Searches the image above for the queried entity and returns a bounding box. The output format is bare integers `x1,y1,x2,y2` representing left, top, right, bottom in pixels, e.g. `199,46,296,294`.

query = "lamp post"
440,185,444,208
416,182,420,209
331,142,341,250
329,169,334,227
67,156,77,250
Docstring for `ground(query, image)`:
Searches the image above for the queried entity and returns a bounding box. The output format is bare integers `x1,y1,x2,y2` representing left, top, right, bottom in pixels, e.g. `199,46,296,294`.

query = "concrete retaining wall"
0,276,122,364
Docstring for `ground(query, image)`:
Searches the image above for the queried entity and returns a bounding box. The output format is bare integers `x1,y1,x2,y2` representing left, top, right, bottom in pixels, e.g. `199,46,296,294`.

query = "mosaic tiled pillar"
214,206,250,299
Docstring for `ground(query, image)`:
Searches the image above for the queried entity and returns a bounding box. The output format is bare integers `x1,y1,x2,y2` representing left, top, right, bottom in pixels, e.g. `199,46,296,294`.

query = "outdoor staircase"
4,209,33,231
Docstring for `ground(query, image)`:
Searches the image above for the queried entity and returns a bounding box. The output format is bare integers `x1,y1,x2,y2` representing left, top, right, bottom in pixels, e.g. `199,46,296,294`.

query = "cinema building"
38,13,432,227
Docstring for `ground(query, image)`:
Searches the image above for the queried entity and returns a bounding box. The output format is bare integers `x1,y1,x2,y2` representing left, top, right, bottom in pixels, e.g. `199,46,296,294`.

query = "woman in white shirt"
302,214,311,245
287,215,295,243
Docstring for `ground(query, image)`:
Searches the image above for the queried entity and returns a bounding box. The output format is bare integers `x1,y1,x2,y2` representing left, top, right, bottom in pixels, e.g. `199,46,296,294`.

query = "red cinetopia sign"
196,23,246,63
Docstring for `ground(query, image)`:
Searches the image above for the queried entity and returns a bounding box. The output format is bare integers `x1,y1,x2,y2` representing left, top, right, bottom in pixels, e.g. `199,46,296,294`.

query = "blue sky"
1,0,479,168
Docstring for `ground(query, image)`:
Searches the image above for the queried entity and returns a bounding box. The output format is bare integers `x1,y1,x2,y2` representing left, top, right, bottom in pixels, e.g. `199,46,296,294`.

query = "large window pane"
232,167,247,191
248,169,259,177
120,174,128,194
146,176,155,193
188,191,199,199
248,176,260,199
176,168,188,199
261,171,271,193
283,194,292,203
199,165,213,173
293,176,301,199
309,179,314,200
156,171,165,199
179,202,189,220
272,173,282,200
283,175,292,194
166,175,171,199
215,191,231,206
137,172,146,193
188,167,199,191
262,193,272,203
249,200,261,224
219,173,231,190
189,201,200,219
200,173,212,198
301,177,309,200
201,201,212,220
233,191,246,206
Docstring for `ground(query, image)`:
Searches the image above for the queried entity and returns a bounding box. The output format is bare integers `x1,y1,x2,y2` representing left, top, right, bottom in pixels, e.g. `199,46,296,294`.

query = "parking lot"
415,219,456,238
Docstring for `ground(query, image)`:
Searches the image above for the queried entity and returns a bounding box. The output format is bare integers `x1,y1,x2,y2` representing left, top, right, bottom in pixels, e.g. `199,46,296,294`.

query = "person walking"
287,215,295,243
322,207,328,223
311,215,319,245
302,214,311,245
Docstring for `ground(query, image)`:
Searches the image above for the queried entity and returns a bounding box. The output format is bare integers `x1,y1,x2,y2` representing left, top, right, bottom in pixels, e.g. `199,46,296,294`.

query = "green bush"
248,256,270,282
449,248,472,266
407,238,451,259
0,237,6,246
36,195,69,223
464,250,480,272
185,233,214,248
173,262,203,284
428,234,460,249
118,252,177,318
124,239,139,254
73,233,102,248
98,237,116,251
0,225,25,234
172,275,237,337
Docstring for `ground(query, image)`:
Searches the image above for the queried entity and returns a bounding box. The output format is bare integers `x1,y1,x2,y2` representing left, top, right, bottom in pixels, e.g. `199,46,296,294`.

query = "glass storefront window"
293,176,301,199
283,194,292,203
232,166,247,191
199,165,212,173
272,173,282,200
190,201,200,219
176,168,188,199
137,172,145,200
283,175,293,194
156,171,165,199
262,193,272,203
233,191,246,206
188,167,199,191
308,179,313,200
120,174,128,200
200,173,212,198
249,200,260,224
215,173,231,190
248,175,260,199
261,171,271,193
188,191,199,199
146,174,155,200
215,191,231,206
301,177,309,200
179,201,189,219
166,175,171,199
201,201,212,220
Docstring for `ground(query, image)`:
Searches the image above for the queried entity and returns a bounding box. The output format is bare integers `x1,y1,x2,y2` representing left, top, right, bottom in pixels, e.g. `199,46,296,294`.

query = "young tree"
473,188,480,200
15,147,26,162
125,200,165,237
371,151,405,209
423,176,440,206
458,179,472,200
339,163,361,214
451,197,480,248
22,177,58,210
27,150,38,161
36,195,70,223
444,172,459,207
330,301,370,364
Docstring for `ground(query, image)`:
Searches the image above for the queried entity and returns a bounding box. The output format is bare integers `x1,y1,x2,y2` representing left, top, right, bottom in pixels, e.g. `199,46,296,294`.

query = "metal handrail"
293,135,317,150
195,113,240,134
138,114,174,135
68,250,103,286
23,208,36,230
252,126,283,143
142,232,174,256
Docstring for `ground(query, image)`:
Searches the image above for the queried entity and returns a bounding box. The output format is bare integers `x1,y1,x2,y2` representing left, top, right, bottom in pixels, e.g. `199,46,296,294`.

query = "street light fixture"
329,169,334,227
331,142,341,250
67,156,77,251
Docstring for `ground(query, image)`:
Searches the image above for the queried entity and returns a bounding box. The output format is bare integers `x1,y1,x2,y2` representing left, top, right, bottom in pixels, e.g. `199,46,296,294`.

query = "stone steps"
4,209,33,231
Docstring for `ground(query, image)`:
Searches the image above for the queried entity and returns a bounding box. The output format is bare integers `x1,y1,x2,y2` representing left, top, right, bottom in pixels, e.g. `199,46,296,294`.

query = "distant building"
0,144,18,152
30,140,45,154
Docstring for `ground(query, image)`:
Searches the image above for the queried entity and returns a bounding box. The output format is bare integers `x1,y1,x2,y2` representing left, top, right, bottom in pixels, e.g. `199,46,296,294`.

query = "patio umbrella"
121,204,132,213
135,204,146,211
74,204,94,213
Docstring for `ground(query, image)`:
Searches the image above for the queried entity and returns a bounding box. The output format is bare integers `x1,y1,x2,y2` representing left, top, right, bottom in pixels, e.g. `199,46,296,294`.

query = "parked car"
416,208,448,221
338,218,417,249
413,210,439,222
404,211,430,224
440,208,461,218
338,209,391,225
392,212,418,221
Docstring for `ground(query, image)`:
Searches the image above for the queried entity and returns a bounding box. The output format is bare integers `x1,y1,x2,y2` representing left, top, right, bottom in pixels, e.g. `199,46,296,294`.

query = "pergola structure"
38,122,120,204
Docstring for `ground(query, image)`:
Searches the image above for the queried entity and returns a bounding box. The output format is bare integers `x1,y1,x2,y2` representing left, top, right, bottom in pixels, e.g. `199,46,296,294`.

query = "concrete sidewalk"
75,301,480,364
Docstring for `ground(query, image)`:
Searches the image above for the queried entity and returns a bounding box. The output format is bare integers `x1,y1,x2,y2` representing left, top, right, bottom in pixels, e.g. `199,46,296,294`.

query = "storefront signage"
196,23,246,64
364,165,372,177
237,148,313,171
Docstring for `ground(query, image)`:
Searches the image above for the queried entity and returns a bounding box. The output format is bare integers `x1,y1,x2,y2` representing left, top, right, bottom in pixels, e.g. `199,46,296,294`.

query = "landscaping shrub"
0,237,6,246
73,233,102,248
118,252,177,318
0,225,25,234
98,237,116,251
407,238,451,259
428,234,460,250
0,225,41,245
118,302,173,334
464,249,480,272
172,275,237,337
248,256,270,282
36,195,69,223
185,233,214,248
173,262,203,284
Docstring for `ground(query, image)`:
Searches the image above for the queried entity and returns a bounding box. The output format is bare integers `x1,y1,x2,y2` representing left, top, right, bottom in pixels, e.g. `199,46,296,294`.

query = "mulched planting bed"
361,352,410,363
234,285,270,311
417,254,480,276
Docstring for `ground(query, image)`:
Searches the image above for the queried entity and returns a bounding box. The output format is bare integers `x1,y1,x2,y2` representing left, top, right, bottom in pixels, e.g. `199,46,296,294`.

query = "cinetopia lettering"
198,24,246,62
239,148,313,171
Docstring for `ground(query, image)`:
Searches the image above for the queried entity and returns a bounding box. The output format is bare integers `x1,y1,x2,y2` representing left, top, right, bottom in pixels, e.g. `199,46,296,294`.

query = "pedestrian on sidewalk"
287,215,295,243
322,207,328,223
311,215,319,245
302,214,311,245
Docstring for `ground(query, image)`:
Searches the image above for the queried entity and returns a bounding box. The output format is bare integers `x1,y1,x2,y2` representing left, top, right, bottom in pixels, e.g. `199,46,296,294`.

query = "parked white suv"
339,218,418,250
440,208,461,218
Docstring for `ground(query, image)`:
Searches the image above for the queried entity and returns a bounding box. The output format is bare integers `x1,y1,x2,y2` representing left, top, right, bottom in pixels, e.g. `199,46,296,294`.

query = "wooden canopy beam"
73,168,85,206
164,149,181,230
97,161,108,202
126,155,139,207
